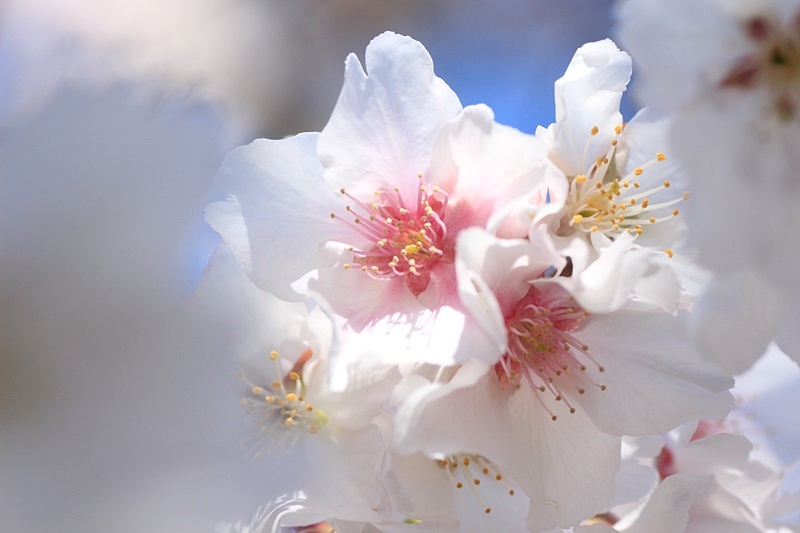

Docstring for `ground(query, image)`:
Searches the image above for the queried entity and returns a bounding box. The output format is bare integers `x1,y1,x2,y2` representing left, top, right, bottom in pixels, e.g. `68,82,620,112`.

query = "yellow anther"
404,244,420,255
270,351,279,361
361,266,368,272
575,174,587,184
664,248,674,258
672,209,680,216
663,180,671,188
591,225,598,232
649,217,656,223
251,386,264,395
656,152,666,161
634,167,644,176
272,380,282,389
343,263,351,270
591,125,599,135
288,371,300,381
286,393,297,402
572,214,584,224
614,124,623,134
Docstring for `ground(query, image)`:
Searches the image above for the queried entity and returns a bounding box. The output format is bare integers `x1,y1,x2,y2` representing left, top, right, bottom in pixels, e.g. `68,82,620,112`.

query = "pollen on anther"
272,380,282,389
270,351,279,361
575,174,587,184
634,167,644,176
591,125,599,135
656,152,666,161
289,371,300,381
663,180,671,188
614,124,623,134
572,214,583,224
649,217,656,223
664,248,674,258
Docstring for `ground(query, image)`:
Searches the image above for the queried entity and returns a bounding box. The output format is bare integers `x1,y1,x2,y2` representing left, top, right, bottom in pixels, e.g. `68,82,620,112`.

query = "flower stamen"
495,286,606,420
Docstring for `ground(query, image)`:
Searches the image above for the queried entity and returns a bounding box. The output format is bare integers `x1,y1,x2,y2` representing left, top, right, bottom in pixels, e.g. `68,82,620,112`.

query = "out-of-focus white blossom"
616,0,800,369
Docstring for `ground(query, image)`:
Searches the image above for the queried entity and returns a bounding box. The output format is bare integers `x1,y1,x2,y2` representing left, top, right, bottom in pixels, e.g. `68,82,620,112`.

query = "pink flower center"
722,12,800,120
332,177,452,296
494,286,606,421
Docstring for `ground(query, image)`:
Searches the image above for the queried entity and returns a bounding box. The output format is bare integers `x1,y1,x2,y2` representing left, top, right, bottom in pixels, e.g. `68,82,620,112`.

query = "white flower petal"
507,385,621,530
575,310,735,435
206,133,346,301
550,39,631,178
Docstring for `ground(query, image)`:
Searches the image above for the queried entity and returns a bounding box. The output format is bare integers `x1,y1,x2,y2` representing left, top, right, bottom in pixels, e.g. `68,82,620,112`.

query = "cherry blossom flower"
392,228,734,530
532,39,699,313
197,247,401,529
206,32,554,335
599,423,800,533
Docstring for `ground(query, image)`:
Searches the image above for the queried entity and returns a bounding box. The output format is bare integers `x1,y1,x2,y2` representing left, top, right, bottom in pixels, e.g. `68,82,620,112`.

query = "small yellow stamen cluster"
239,349,327,455
562,124,687,249
436,453,516,514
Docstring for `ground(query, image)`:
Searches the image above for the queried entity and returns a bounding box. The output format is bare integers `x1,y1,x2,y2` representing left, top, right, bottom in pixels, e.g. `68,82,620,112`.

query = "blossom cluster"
204,26,800,533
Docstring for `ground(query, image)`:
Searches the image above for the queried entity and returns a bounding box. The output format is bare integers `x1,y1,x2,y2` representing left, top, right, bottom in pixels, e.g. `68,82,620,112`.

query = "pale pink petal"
427,104,553,234
317,31,462,204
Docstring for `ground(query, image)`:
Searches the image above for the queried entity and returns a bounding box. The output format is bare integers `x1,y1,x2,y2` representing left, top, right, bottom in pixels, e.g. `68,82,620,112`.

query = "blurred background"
1,1,796,531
